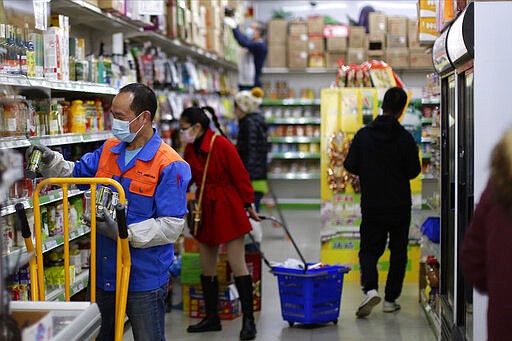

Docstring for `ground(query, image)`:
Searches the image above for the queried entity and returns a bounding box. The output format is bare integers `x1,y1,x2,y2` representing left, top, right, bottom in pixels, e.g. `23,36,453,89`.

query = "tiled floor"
124,209,436,341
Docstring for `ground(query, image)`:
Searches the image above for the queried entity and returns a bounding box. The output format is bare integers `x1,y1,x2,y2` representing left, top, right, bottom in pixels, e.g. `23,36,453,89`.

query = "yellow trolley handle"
29,177,130,341
15,203,39,301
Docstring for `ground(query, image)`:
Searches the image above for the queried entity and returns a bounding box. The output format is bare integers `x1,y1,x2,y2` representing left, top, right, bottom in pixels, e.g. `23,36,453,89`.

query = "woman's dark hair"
381,87,408,117
119,83,157,121
180,106,226,137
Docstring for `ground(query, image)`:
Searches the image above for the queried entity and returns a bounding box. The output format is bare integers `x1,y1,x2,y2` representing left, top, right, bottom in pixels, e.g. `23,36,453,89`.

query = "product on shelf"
325,131,360,194
335,60,403,89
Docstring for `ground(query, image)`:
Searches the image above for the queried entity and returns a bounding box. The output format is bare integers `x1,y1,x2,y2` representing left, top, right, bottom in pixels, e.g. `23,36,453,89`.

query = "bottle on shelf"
70,99,86,134
48,99,63,135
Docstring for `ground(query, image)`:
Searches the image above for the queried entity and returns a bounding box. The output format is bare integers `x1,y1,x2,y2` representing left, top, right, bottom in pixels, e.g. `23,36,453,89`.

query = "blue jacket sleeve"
232,27,266,54
155,160,192,218
72,145,104,190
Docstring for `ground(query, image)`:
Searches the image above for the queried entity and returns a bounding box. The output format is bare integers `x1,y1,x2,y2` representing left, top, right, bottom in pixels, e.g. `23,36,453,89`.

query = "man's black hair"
119,83,158,121
381,87,408,117
254,21,266,37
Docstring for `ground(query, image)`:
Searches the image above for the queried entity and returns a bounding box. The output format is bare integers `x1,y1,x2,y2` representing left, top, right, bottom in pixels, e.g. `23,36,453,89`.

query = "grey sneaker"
383,300,401,312
356,289,381,318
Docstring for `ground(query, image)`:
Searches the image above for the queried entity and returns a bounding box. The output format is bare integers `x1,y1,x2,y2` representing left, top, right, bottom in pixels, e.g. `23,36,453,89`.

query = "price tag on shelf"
44,239,58,250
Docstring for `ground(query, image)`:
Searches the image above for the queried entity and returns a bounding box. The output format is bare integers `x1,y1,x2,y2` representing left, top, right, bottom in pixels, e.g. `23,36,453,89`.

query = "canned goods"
25,149,42,179
96,186,119,219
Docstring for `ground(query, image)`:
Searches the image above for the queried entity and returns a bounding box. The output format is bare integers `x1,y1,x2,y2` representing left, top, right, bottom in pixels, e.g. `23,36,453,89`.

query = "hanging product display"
326,131,360,194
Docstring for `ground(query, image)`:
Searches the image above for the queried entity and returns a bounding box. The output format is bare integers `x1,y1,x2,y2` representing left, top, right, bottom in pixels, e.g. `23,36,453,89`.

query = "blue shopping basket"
250,215,350,327
272,264,350,326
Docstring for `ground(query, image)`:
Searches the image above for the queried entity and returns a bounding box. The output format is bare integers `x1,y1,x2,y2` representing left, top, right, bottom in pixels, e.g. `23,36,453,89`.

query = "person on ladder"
179,106,260,340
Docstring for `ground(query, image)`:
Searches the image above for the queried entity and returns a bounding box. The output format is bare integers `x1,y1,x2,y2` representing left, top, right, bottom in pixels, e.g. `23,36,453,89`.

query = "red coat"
460,181,512,341
184,129,253,246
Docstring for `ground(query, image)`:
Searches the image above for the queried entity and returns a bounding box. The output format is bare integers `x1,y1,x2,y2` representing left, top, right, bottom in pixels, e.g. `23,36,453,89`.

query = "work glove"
25,144,56,166
223,17,237,29
84,208,119,241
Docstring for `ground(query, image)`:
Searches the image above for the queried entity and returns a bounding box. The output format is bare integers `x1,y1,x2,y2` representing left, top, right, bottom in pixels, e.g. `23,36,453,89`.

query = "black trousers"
359,208,411,302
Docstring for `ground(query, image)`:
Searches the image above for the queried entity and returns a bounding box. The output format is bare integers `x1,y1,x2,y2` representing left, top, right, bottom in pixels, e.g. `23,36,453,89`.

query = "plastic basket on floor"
271,264,350,326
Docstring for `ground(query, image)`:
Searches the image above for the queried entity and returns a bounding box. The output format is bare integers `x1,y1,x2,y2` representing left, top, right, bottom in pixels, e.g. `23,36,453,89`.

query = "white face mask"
112,112,145,143
180,125,197,144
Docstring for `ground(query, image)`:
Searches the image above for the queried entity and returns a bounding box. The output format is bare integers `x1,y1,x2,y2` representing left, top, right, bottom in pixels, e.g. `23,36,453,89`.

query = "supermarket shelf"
263,67,434,74
1,189,85,217
267,172,321,180
128,31,238,71
421,174,439,180
422,153,432,159
269,152,321,160
421,137,433,143
262,99,321,106
3,224,90,272
51,0,237,71
29,78,118,95
0,131,114,149
46,270,90,301
420,289,441,339
51,0,145,34
42,224,90,253
266,117,321,125
422,118,433,124
0,75,118,95
0,137,31,150
262,67,336,74
268,137,321,143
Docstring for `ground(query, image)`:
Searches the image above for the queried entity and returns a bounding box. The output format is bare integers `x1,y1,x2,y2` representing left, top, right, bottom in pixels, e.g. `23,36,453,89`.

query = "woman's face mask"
180,124,197,144
112,112,145,143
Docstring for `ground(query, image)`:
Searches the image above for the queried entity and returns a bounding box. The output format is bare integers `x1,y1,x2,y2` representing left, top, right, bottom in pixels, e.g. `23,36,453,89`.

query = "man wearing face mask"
224,15,267,90
25,83,191,341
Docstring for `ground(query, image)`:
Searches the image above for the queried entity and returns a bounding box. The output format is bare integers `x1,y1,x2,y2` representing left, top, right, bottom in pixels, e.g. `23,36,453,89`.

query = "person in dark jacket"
344,87,421,318
224,17,267,89
460,128,512,341
234,87,268,212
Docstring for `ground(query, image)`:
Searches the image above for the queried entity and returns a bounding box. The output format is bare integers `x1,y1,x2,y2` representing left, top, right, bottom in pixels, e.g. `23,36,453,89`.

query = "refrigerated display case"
432,3,474,340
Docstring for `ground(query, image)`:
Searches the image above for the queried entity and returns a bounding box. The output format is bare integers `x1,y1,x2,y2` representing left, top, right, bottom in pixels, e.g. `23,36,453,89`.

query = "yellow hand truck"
21,178,131,341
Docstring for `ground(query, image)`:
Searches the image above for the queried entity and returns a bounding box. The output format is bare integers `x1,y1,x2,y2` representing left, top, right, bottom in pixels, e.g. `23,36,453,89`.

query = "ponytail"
201,106,226,138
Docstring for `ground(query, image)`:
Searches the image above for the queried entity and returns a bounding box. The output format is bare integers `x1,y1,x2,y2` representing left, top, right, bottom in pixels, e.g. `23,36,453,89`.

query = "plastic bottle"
48,99,63,135
70,100,85,134
95,100,104,131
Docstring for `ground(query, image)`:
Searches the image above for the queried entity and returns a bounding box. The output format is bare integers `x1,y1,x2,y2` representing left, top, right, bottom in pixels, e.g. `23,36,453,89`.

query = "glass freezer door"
457,70,474,340
440,74,456,336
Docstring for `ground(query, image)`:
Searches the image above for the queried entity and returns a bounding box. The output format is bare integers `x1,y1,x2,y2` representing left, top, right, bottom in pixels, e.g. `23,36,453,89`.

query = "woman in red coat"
179,106,260,340
460,128,512,341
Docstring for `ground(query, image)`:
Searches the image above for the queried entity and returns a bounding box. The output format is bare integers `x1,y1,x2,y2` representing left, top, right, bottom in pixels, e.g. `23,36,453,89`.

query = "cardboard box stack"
324,24,348,68
267,19,288,68
202,0,223,56
182,252,262,317
368,12,386,58
347,26,367,65
307,16,325,68
409,18,432,68
385,16,409,68
288,19,308,69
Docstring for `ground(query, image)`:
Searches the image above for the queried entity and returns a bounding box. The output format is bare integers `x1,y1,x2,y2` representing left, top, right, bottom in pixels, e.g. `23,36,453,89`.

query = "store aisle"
124,209,436,341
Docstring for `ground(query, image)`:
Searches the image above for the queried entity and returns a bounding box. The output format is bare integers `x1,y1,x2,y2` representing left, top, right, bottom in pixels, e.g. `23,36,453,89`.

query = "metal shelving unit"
269,152,320,160
267,173,321,180
268,136,321,144
0,131,114,150
266,117,321,125
1,189,85,217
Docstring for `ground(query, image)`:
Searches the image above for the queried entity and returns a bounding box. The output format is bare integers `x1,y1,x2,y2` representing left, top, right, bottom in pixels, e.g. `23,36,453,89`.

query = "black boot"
187,275,222,333
235,275,257,340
